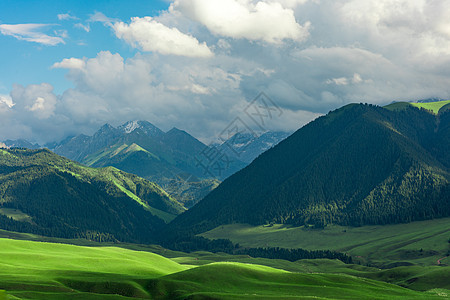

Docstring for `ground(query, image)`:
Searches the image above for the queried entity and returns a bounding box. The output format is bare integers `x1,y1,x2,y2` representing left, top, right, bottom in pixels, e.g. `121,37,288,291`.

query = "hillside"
166,103,450,236
0,148,185,243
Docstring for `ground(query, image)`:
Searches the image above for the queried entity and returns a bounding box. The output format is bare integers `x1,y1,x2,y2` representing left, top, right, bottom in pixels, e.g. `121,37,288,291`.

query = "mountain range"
3,121,290,207
167,103,450,236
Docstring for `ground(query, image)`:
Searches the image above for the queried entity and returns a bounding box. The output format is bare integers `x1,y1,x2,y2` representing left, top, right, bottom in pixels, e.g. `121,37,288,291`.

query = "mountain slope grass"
384,100,450,114
0,238,444,299
411,100,450,114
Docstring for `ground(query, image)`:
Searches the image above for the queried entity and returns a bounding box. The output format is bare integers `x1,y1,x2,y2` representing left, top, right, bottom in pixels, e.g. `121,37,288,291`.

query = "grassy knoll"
0,238,446,299
410,100,450,114
200,217,450,267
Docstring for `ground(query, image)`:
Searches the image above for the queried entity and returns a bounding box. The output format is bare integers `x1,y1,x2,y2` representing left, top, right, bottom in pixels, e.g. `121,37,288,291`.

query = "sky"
1,0,450,144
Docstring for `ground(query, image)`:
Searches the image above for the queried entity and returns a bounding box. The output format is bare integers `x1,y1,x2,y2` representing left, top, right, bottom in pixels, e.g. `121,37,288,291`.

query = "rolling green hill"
0,238,445,299
166,103,450,237
0,148,185,243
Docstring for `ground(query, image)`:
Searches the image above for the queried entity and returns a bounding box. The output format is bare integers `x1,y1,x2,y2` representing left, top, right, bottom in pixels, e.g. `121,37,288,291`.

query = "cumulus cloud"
112,17,213,57
170,0,310,43
52,57,86,70
0,23,65,45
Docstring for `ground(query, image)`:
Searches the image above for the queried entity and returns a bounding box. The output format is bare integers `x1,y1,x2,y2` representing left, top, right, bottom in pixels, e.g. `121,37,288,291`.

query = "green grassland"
200,217,450,267
410,100,450,114
384,100,450,114
0,238,446,299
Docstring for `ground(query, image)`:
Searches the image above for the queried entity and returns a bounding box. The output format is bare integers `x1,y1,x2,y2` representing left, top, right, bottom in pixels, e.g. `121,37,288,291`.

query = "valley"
0,101,449,299
2,1,450,298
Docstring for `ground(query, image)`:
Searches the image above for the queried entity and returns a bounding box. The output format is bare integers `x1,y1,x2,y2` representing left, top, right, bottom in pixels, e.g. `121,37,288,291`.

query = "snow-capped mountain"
118,120,164,138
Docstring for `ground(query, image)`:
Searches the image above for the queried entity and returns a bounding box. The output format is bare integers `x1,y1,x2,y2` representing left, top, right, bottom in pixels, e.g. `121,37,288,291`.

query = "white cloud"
5,0,450,144
338,0,450,59
326,73,367,86
112,17,213,57
11,83,57,119
170,0,310,44
274,0,309,8
26,97,46,112
57,13,78,21
52,57,86,70
0,95,14,108
0,23,65,45
74,23,90,32
88,12,117,26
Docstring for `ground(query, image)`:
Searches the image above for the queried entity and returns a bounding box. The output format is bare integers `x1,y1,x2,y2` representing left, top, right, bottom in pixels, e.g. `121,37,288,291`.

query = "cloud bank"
2,0,450,144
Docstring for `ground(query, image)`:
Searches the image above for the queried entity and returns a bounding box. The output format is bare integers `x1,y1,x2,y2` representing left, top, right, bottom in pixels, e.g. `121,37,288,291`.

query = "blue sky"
1,0,450,144
0,0,169,94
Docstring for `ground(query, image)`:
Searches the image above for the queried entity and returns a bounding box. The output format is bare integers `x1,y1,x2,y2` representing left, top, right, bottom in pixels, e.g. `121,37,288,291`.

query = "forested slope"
0,148,184,243
167,104,450,235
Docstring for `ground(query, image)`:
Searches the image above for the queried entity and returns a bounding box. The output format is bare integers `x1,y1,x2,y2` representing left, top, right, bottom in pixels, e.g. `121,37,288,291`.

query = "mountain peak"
98,123,116,131
118,120,164,137
167,127,187,135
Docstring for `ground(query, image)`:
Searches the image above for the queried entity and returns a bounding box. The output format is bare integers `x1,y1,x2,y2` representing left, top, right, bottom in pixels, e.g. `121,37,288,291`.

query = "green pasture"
0,238,446,299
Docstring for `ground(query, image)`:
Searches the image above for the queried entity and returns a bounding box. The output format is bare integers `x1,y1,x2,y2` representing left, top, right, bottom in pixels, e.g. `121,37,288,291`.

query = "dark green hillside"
0,148,185,243
167,104,450,235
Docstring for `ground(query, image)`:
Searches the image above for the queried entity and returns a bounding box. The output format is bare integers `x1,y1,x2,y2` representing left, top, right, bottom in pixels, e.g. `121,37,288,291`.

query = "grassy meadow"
410,100,450,114
200,217,450,267
0,237,448,299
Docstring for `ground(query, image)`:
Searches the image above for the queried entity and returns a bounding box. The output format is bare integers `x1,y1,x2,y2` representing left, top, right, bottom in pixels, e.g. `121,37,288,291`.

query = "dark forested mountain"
167,103,450,236
0,148,185,243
